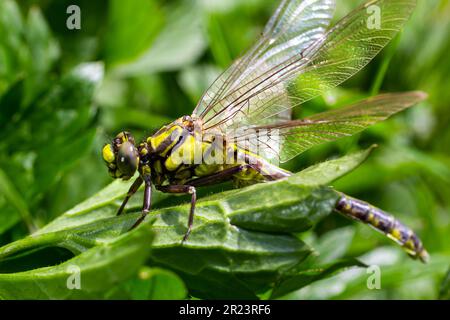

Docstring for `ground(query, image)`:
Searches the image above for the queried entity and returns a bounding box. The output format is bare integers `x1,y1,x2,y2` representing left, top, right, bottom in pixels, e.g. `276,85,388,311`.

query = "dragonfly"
102,0,429,262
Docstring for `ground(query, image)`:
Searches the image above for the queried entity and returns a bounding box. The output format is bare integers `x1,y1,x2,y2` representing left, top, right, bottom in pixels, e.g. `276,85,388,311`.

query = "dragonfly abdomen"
335,194,429,263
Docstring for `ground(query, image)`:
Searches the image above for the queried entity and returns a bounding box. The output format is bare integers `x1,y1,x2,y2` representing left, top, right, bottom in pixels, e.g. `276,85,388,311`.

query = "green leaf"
290,145,376,186
0,149,372,299
313,226,356,264
0,79,23,133
0,1,59,101
104,0,164,66
113,1,207,76
0,224,154,299
328,251,450,300
226,185,338,233
34,127,96,195
440,267,450,300
25,6,60,76
0,168,34,232
31,63,104,194
0,60,104,233
270,226,361,299
178,64,221,104
108,266,187,300
0,206,20,236
102,107,173,132
0,0,25,90
270,258,365,299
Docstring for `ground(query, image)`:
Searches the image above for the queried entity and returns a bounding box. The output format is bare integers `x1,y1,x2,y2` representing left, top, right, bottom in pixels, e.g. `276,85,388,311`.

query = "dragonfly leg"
117,177,143,216
187,164,251,187
129,175,152,230
156,165,254,241
156,184,197,242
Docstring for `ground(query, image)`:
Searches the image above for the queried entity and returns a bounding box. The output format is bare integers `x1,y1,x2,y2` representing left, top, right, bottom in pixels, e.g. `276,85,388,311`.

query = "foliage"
0,0,449,299
0,148,371,299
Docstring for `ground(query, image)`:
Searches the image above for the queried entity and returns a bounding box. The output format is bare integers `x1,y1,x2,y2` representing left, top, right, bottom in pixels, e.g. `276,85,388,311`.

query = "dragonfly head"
102,131,139,180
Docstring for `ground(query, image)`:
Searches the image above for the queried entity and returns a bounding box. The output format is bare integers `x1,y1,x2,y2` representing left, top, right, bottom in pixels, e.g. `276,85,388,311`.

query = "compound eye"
117,141,139,179
102,144,115,164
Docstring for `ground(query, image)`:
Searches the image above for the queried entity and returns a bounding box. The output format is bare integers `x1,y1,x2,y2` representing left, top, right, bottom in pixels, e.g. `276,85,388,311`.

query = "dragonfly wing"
192,0,336,127
195,0,416,134
233,92,427,163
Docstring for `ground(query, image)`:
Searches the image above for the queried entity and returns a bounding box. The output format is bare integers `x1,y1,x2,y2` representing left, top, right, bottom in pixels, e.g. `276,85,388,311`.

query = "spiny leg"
129,175,152,230
117,177,143,216
156,185,197,242
186,164,252,187
118,158,239,233
335,193,429,263
156,165,254,242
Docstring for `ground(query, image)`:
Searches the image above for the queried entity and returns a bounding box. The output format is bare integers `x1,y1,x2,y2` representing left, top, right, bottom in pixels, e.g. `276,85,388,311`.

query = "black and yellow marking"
149,125,183,156
335,194,429,263
143,118,289,187
104,117,429,262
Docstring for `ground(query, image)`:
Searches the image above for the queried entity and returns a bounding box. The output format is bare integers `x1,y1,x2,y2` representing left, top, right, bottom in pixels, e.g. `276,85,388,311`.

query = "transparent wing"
194,0,416,134
192,0,336,127
233,92,427,163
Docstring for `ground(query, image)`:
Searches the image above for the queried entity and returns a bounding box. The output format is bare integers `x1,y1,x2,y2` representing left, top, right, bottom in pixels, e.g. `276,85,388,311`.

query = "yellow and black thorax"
137,116,289,187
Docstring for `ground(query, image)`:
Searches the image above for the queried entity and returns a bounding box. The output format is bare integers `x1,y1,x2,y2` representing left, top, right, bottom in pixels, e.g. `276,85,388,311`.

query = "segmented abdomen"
335,194,429,263
247,155,428,263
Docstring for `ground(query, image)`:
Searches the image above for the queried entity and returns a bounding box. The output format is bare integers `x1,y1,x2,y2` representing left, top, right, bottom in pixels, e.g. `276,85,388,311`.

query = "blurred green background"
0,0,449,299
